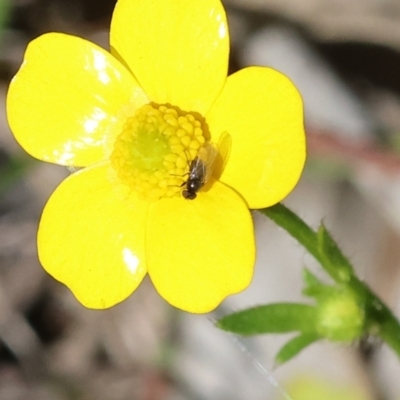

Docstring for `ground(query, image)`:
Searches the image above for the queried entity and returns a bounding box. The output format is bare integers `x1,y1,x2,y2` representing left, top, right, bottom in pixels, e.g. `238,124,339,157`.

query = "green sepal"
317,223,354,283
302,268,322,288
302,268,331,299
216,303,318,335
275,332,320,366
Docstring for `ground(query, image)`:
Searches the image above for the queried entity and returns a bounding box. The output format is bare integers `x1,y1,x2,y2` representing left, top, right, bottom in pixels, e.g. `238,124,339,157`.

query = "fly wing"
195,132,232,184
217,131,232,171
211,131,232,180
196,141,219,184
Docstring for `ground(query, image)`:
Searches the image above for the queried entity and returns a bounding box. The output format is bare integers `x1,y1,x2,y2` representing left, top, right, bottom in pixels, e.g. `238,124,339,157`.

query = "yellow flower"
6,0,305,313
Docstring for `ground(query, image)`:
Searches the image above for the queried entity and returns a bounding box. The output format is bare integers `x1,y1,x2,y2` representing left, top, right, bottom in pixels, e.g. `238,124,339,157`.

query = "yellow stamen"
111,104,207,201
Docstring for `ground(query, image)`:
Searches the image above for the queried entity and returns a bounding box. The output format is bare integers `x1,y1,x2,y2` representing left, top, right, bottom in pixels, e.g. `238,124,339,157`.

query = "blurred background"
1,0,400,399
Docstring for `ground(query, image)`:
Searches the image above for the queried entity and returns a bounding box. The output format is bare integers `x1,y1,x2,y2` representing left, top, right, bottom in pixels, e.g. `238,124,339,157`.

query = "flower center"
111,103,207,201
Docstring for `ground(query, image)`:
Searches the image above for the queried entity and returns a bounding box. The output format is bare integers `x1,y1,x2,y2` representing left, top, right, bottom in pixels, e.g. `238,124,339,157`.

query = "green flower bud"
316,288,365,342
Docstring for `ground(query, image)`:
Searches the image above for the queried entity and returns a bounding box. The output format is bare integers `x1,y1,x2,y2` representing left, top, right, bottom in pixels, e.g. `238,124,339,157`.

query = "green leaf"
217,303,317,335
275,332,320,365
317,224,354,283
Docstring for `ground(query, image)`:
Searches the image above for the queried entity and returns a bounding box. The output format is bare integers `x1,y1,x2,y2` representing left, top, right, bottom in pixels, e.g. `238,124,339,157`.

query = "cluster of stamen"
111,104,207,201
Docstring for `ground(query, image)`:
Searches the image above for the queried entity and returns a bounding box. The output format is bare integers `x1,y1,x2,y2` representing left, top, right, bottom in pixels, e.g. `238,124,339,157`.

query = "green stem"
262,203,319,262
260,203,400,359
351,277,400,356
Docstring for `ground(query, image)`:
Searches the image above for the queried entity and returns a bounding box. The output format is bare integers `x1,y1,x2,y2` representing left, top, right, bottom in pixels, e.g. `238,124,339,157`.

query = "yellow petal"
110,0,229,114
7,33,148,166
207,67,306,209
146,180,255,313
38,163,148,309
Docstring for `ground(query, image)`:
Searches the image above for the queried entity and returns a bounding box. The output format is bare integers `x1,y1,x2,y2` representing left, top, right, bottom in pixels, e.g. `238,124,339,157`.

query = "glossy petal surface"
110,0,229,114
146,181,255,313
7,33,148,166
38,164,148,309
207,67,305,209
